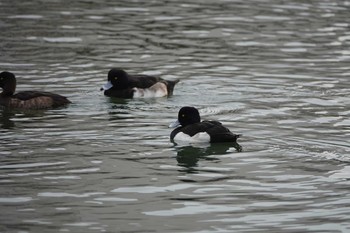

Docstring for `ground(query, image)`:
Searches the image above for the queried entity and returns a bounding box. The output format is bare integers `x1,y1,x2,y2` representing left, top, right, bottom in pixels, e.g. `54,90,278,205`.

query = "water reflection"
175,142,242,169
0,109,15,129
0,108,50,129
108,98,129,105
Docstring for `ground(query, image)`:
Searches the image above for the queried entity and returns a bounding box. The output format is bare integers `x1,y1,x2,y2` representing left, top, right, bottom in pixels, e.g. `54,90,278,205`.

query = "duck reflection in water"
175,142,242,169
0,108,56,129
0,108,15,129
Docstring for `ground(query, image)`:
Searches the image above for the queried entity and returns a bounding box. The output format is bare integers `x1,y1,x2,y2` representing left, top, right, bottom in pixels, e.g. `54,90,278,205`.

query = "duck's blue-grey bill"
101,81,113,91
169,119,181,128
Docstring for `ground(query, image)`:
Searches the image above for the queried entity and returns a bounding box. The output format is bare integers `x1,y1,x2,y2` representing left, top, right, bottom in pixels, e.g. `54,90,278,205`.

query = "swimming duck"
0,71,71,109
170,106,241,143
100,68,179,98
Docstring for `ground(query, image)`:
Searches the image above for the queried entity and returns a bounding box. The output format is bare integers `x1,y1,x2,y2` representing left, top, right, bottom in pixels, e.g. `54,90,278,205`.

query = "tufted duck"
0,71,71,109
101,68,179,98
170,106,241,144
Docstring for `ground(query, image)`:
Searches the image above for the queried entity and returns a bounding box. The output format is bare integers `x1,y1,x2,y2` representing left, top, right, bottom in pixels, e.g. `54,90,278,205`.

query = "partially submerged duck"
101,68,179,98
0,71,71,109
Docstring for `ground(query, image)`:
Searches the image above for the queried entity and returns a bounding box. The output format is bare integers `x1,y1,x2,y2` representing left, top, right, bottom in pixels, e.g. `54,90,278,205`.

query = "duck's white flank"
133,82,168,98
173,132,211,144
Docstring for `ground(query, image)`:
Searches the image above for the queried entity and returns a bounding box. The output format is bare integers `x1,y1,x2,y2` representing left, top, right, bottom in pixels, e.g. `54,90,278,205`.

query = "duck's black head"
178,106,201,127
0,71,16,96
107,68,129,89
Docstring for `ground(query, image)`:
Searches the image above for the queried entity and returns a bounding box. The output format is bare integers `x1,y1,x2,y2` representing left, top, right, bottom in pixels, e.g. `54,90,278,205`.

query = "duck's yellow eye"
182,114,185,117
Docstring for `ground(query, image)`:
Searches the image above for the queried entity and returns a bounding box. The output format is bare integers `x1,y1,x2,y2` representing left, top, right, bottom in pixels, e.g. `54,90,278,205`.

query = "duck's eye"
181,114,185,117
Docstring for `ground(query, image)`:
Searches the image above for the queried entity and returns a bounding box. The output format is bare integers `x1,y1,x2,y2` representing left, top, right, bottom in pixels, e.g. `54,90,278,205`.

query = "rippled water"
1,0,350,232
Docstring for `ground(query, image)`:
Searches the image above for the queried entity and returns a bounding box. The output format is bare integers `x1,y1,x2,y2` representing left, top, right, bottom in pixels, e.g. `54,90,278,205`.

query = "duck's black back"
203,121,240,143
126,75,163,89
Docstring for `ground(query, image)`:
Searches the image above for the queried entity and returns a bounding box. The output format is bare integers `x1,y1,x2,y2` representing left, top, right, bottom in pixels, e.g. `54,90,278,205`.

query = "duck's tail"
165,79,180,96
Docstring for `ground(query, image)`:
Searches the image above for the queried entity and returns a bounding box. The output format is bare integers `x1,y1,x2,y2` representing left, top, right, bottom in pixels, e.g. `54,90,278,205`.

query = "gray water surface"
1,0,350,232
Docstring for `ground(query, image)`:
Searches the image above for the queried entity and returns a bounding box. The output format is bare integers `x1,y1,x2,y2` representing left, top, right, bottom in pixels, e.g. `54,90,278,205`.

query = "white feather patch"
133,82,168,98
173,132,211,144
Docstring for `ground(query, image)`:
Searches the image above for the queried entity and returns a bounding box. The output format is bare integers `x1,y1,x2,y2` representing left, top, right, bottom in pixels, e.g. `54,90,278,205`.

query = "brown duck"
0,71,71,109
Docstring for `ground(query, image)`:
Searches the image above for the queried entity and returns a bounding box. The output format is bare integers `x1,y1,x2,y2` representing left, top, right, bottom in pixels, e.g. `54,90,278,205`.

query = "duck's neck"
1,79,16,97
